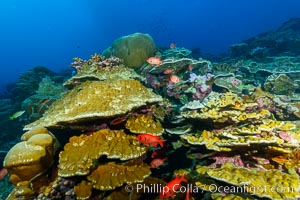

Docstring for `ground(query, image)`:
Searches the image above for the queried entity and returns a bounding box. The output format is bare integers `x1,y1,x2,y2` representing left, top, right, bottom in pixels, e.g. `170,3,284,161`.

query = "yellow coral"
87,162,151,190
6,181,35,200
64,63,143,87
181,122,300,152
21,126,49,141
272,148,300,170
211,193,253,200
58,129,147,177
24,79,162,130
235,120,296,135
4,131,56,185
125,114,164,135
196,163,300,199
74,180,93,200
182,92,271,123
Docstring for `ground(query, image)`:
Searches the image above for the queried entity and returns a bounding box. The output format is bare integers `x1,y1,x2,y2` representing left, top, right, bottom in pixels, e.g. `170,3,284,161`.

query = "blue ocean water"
0,0,300,90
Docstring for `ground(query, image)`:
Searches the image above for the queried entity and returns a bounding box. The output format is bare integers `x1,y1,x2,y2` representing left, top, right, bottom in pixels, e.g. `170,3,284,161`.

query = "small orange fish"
169,75,180,83
170,43,176,49
147,57,162,66
151,149,166,159
39,98,50,106
163,68,175,75
0,168,8,181
136,134,165,147
272,156,288,165
110,116,127,126
160,175,188,198
149,157,167,168
187,64,193,71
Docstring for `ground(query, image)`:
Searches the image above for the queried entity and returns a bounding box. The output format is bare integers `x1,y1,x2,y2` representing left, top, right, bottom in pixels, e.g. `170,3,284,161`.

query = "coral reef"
181,92,266,124
6,181,36,200
214,75,255,94
263,73,298,95
24,79,162,130
35,177,76,200
4,23,300,199
230,18,300,60
102,33,156,68
87,162,151,190
21,76,64,122
73,180,92,200
181,120,299,152
64,54,143,88
105,177,166,200
58,129,147,177
196,163,300,199
237,56,300,74
138,56,213,105
160,47,192,59
13,66,61,102
125,114,164,135
4,127,58,185
147,57,212,75
36,76,64,96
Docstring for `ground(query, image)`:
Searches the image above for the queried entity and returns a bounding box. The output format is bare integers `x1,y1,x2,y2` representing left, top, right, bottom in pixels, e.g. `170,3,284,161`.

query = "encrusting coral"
24,79,162,130
58,129,147,177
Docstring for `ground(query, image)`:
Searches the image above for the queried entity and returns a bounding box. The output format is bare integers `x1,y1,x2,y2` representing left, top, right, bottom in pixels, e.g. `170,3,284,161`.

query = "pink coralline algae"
256,97,268,109
209,155,245,168
278,131,295,142
231,79,241,86
97,57,121,67
74,66,83,71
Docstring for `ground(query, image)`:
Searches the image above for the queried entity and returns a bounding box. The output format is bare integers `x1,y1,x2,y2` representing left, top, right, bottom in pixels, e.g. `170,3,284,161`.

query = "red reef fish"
169,74,180,83
147,57,162,66
149,157,167,168
163,68,175,75
0,168,8,181
151,149,166,159
136,134,165,147
160,175,188,198
110,116,127,126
